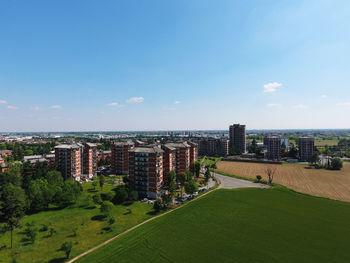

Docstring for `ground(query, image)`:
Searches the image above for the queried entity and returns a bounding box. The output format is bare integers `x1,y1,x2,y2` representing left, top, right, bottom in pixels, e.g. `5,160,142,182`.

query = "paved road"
212,172,270,189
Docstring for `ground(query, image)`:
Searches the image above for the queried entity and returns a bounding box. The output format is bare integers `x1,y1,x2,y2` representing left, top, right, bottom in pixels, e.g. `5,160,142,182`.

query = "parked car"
148,200,154,205
141,198,148,202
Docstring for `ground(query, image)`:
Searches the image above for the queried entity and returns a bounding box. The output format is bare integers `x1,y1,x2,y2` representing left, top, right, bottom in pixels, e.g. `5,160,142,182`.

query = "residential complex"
111,141,135,175
266,136,281,160
229,124,246,154
299,137,315,162
129,146,164,199
195,138,229,157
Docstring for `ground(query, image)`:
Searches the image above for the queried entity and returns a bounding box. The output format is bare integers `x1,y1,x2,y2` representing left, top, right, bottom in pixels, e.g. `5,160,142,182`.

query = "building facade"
299,137,315,162
229,124,246,154
161,144,176,181
111,141,135,175
164,142,191,175
55,144,81,180
266,136,281,160
82,142,97,178
188,141,198,164
196,138,229,157
129,146,164,199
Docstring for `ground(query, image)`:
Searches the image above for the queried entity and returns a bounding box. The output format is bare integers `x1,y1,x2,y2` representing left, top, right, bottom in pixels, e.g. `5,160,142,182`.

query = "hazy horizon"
1,0,350,131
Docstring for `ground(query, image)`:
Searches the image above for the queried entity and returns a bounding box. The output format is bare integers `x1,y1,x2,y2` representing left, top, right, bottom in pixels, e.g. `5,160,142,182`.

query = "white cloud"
31,106,40,111
321,95,327,98
107,102,118,107
337,102,350,106
174,101,181,105
50,105,62,109
0,99,8,104
127,97,144,103
293,104,307,109
7,105,19,110
267,103,282,107
263,82,282,93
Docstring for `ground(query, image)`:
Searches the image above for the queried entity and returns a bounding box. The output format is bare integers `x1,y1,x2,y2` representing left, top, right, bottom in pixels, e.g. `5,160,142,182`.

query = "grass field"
77,188,350,263
0,182,155,263
216,161,350,202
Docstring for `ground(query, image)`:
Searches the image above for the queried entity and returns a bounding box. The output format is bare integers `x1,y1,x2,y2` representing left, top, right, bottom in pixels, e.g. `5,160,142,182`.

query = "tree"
153,199,162,212
92,180,98,191
161,194,172,209
27,178,52,212
185,179,198,196
176,172,187,197
194,161,201,178
24,226,38,244
204,169,211,185
256,175,262,183
60,241,72,259
92,194,103,205
113,188,128,204
0,184,26,248
309,153,320,165
266,167,276,184
99,175,105,190
330,158,343,170
100,201,114,216
128,191,138,202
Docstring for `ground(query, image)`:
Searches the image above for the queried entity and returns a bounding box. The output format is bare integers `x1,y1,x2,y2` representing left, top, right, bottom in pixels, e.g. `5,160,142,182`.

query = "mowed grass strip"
0,183,155,263
77,188,350,263
217,161,350,202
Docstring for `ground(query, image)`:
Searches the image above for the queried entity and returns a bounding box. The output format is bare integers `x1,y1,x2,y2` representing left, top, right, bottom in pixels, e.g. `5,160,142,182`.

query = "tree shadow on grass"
91,214,107,221
122,201,134,206
146,211,158,216
48,257,66,263
87,189,98,193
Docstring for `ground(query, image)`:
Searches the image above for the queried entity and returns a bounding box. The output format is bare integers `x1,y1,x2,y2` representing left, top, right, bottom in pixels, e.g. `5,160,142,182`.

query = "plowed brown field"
216,161,350,202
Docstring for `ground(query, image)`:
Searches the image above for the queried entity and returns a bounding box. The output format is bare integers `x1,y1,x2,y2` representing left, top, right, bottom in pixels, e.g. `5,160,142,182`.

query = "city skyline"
1,0,350,132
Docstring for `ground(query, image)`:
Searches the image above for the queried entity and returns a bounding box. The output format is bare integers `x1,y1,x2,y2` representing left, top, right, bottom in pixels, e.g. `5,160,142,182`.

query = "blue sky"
0,0,350,132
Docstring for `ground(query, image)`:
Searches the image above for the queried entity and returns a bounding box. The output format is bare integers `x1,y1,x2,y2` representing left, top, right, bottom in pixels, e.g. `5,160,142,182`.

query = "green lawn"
0,182,155,263
78,188,350,263
201,156,221,166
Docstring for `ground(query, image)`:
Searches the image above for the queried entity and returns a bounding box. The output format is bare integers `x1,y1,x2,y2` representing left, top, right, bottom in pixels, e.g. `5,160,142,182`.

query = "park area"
216,161,350,202
0,181,156,263
77,188,350,263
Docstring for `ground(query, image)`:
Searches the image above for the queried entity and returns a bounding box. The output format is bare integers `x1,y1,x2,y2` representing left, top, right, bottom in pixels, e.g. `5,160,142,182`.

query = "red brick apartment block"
111,140,135,175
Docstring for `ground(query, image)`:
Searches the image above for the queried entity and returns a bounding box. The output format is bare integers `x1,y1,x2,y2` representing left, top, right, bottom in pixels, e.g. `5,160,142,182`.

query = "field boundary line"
68,184,219,263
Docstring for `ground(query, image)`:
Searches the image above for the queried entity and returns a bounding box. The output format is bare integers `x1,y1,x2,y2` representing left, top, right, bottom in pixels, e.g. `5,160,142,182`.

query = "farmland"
216,161,350,202
77,188,350,263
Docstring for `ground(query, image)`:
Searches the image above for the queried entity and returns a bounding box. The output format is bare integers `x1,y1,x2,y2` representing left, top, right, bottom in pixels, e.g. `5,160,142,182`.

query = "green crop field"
78,188,350,263
0,182,155,263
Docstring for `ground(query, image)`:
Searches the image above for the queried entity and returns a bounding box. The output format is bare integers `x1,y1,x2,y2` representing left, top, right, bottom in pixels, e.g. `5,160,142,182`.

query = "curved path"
68,172,268,262
212,172,270,189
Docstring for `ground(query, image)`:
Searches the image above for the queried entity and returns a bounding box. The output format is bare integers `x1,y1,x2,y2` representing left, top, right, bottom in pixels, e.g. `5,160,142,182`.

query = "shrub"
153,199,163,213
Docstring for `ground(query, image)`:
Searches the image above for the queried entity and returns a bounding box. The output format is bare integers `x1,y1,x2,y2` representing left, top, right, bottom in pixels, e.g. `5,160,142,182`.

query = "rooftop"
130,146,164,154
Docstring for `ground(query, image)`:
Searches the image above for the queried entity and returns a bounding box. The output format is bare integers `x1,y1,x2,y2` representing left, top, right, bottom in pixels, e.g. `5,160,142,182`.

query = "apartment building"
229,124,246,154
161,144,176,180
188,141,198,164
196,138,229,157
266,136,281,160
129,146,164,199
55,144,81,180
164,142,191,175
82,142,97,178
299,137,315,162
111,141,135,175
